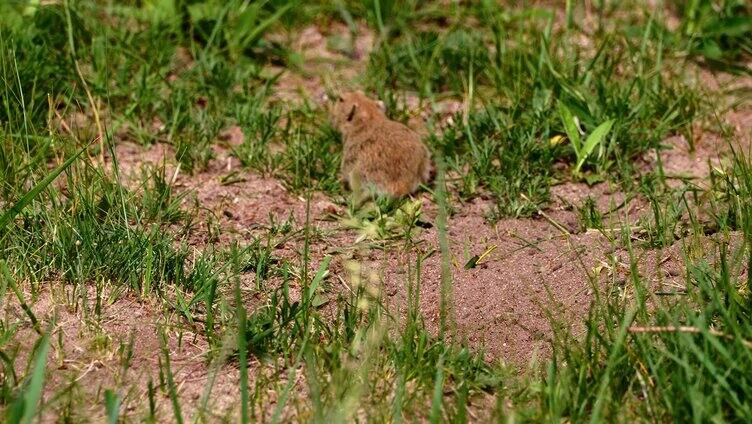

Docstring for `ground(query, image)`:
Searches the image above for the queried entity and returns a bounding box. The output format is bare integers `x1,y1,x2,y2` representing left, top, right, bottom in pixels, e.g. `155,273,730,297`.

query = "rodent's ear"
376,100,386,113
346,105,357,122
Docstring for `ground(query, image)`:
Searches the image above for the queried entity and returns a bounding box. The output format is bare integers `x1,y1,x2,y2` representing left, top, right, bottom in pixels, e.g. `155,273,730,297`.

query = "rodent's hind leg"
353,183,382,209
340,161,352,190
345,170,368,207
346,169,362,194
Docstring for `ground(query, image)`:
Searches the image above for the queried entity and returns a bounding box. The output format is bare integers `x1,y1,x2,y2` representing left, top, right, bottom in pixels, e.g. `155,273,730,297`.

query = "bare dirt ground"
9,286,239,422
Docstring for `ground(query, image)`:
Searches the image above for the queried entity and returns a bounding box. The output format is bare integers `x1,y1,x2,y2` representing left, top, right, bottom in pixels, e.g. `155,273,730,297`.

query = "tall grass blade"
104,389,120,424
306,256,331,304
234,254,249,424
1,260,40,333
434,157,454,340
429,354,445,424
271,339,309,424
590,308,636,423
8,332,51,424
239,3,293,50
159,329,184,424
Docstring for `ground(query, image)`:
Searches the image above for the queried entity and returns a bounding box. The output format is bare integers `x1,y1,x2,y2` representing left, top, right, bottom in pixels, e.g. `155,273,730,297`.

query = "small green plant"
577,196,604,231
340,198,425,242
557,102,615,176
233,102,283,175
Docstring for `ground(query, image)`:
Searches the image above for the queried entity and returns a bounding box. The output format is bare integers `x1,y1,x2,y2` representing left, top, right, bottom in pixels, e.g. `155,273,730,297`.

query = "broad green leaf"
557,102,582,157
576,119,614,172
0,143,88,233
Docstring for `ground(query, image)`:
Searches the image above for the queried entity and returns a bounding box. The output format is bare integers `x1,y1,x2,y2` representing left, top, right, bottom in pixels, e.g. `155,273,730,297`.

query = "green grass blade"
306,256,331,304
435,157,454,339
1,260,40,334
429,354,445,424
159,329,184,424
391,370,405,423
0,260,8,309
576,119,614,172
0,143,87,232
234,259,249,424
271,338,310,424
23,335,51,423
104,389,120,424
238,3,293,50
590,308,636,423
8,332,51,424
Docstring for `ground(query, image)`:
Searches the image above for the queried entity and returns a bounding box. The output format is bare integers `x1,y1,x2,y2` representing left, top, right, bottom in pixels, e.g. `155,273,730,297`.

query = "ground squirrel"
331,91,431,199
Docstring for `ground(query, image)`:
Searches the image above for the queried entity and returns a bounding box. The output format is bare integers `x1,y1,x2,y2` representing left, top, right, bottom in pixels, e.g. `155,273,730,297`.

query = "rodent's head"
331,91,386,135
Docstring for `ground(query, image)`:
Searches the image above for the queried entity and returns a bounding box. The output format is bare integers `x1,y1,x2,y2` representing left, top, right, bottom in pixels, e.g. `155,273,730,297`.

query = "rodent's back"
345,118,431,197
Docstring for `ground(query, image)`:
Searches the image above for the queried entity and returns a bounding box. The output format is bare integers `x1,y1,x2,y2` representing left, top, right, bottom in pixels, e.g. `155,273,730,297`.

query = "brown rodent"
331,91,431,199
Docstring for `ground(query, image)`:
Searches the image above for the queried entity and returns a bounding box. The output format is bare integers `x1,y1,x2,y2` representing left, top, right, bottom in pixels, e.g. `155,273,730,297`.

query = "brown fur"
331,91,431,198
